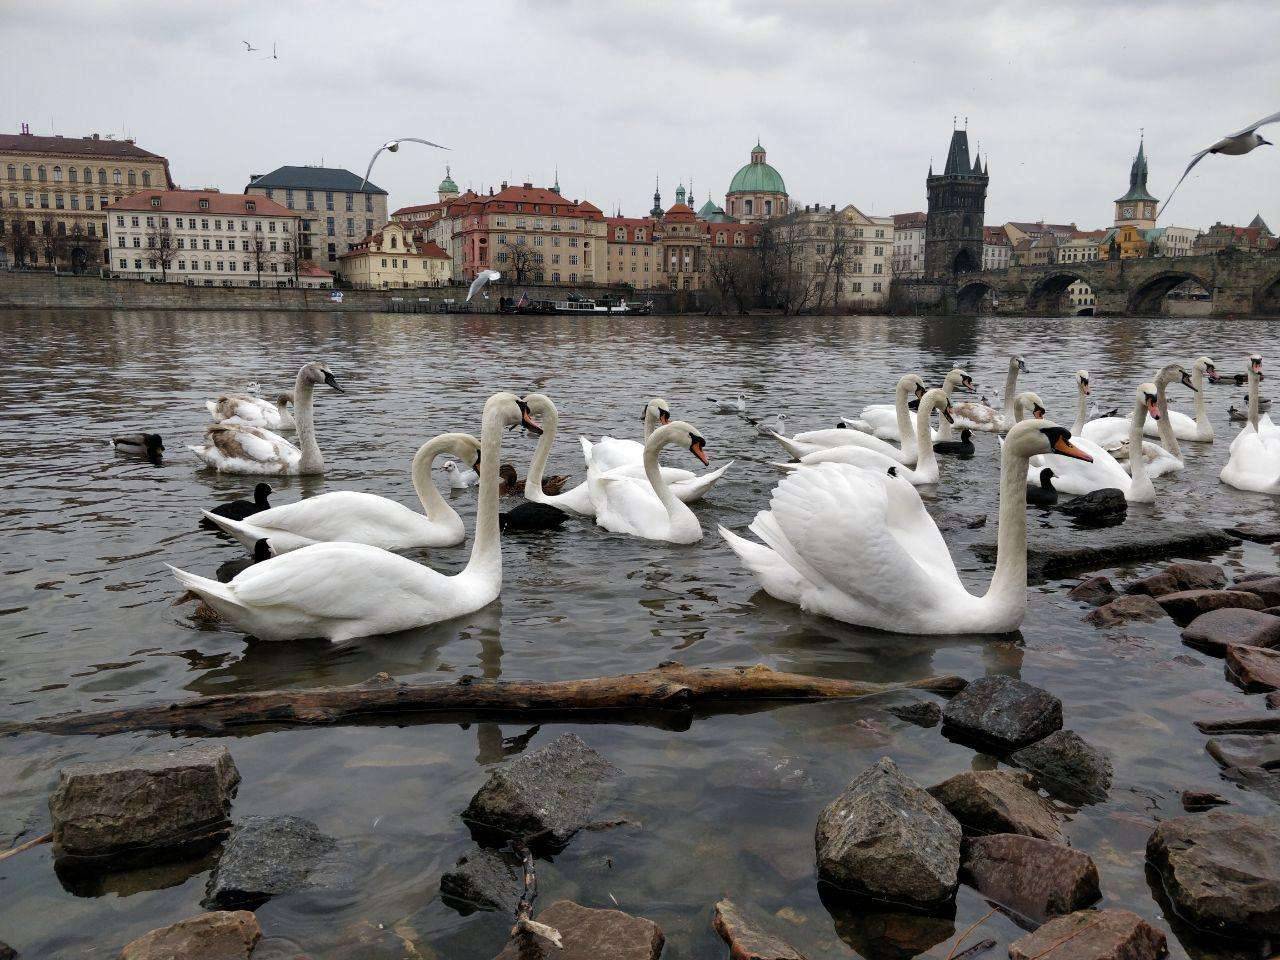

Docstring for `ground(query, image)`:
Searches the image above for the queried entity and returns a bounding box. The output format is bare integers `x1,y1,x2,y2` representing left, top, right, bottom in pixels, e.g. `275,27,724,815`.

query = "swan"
770,388,953,486
585,420,710,543
720,418,1094,634
844,368,973,443
203,433,481,554
1030,384,1160,502
521,394,732,515
444,459,479,489
112,433,164,463
1142,357,1215,442
770,375,927,465
169,392,540,642
1221,355,1280,494
1085,364,1189,477
950,356,1027,433
189,362,342,475
207,391,296,432
586,398,672,473
205,483,272,523
709,394,747,413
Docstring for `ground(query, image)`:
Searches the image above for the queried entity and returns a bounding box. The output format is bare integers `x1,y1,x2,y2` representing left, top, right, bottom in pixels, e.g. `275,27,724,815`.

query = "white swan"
522,394,732,515
586,420,709,543
1085,364,1188,477
769,375,927,465
201,433,481,553
189,362,342,475
207,391,296,431
720,419,1093,634
1143,357,1215,442
844,368,973,444
1221,355,1280,494
1030,384,1160,502
1070,371,1091,435
951,356,1028,433
772,388,953,486
169,392,539,642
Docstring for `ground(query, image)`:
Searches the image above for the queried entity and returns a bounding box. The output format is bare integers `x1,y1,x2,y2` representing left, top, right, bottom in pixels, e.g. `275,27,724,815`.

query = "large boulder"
1206,734,1280,771
1226,643,1280,692
118,911,260,960
493,900,663,960
1068,576,1117,606
815,757,961,909
1182,608,1280,655
1156,589,1265,626
1125,562,1224,598
49,744,239,865
204,815,347,910
1008,908,1166,960
712,899,806,960
1234,576,1280,608
464,733,617,847
1009,730,1113,805
1085,595,1167,628
1147,810,1280,938
439,846,521,913
1226,523,1280,544
941,676,1062,752
927,770,1064,842
1056,488,1127,523
961,834,1100,923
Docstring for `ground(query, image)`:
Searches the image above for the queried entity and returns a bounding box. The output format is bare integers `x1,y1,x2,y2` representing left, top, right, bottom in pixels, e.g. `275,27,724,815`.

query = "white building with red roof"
338,220,452,289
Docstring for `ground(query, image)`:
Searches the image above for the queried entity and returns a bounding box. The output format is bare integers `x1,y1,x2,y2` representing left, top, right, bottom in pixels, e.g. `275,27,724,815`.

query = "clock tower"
1114,136,1159,229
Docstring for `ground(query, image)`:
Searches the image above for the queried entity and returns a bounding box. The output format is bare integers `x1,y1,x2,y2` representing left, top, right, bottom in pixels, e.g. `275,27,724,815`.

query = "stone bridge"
951,249,1280,317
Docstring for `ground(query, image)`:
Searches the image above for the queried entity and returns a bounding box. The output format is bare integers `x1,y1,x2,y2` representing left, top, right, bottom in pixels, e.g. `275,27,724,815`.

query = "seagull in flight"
1160,109,1279,218
242,41,259,52
359,138,450,191
467,269,501,303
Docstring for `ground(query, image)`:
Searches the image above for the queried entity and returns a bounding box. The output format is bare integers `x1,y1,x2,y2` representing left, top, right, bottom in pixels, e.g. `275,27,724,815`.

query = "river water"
0,308,1278,959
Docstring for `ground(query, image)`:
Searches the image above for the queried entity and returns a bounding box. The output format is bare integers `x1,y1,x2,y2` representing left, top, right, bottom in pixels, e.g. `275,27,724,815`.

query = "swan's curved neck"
914,396,939,476
893,379,914,450
411,434,470,522
1001,363,1021,420
643,406,660,440
643,427,681,518
985,434,1029,615
463,402,505,582
292,370,322,473
1130,397,1152,494
1192,367,1209,428
1249,369,1261,430
524,403,559,504
1154,378,1183,460
1072,382,1088,435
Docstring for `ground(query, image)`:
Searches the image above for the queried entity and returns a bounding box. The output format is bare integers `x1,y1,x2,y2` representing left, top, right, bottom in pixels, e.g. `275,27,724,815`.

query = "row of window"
115,214,284,233
322,217,375,238
262,188,374,213
5,163,155,187
120,258,288,273
3,218,98,237
117,235,290,253
5,191,118,211
377,258,436,270
493,252,580,265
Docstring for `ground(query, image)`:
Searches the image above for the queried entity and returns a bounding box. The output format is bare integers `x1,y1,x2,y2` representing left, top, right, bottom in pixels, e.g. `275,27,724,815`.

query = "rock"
960,834,1100,922
492,900,663,960
439,847,521,913
712,899,806,960
1205,734,1280,770
1181,608,1280,655
1181,790,1230,812
204,815,344,910
1085,594,1167,627
1226,522,1280,543
814,757,961,909
1068,575,1118,606
1270,690,1280,710
1009,730,1114,805
941,676,1063,752
1156,589,1265,626
927,770,1064,842
0,944,15,960
886,700,942,728
1236,572,1275,585
1008,908,1166,960
49,744,239,865
1056,488,1128,522
1226,643,1280,692
1234,576,1280,607
1167,561,1228,591
328,919,421,959
1123,570,1180,598
118,911,260,960
1147,810,1280,937
463,733,617,847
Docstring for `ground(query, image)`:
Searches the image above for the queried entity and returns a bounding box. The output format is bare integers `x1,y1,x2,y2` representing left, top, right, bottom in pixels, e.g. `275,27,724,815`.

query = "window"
142,171,151,187
55,194,64,210
345,193,353,212
326,191,334,211
199,199,209,211
127,170,136,186
5,164,13,180
381,258,387,267
326,216,334,236
132,237,140,248
24,191,33,208
119,259,127,269
229,261,236,271
112,169,122,186
53,166,62,182
70,195,79,210
130,216,139,227
178,260,186,270
117,236,125,247
39,193,48,209
214,219,221,230
146,216,154,227
37,165,46,182
365,219,373,235
134,258,142,269
202,239,209,250
364,196,372,212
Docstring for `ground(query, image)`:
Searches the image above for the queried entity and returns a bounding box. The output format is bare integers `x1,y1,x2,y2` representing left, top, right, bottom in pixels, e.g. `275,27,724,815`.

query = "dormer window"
199,198,209,210
245,200,256,212
150,197,161,208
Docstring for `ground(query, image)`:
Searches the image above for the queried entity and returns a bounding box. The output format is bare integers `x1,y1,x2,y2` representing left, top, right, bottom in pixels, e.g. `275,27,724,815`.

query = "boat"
498,294,654,316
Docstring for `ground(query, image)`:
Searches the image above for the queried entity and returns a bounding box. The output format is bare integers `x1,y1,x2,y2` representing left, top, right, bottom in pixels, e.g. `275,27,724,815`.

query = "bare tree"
498,240,539,285
704,245,759,315
145,218,175,281
760,215,820,315
808,210,848,314
6,219,34,268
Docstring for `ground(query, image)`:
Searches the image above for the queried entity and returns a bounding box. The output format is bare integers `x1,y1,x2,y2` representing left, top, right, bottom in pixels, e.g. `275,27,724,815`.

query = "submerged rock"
1008,908,1166,960
204,815,346,910
928,770,1064,842
1226,643,1280,692
492,900,664,960
1085,594,1167,627
1226,522,1280,544
1182,608,1280,655
464,733,618,847
1056,488,1128,522
1158,589,1266,625
118,911,259,960
1008,730,1114,805
941,676,1063,752
712,899,806,960
961,834,1100,923
1068,575,1117,606
1125,562,1225,598
815,757,961,909
818,884,956,960
886,700,942,728
1206,734,1280,771
49,744,239,865
1181,790,1230,812
439,847,521,913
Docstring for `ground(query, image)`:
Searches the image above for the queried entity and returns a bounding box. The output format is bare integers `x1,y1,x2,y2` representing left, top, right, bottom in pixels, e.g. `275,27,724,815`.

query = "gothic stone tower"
924,128,989,277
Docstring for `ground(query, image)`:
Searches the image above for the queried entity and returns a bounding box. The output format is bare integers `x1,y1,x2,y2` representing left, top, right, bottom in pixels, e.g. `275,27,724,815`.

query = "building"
655,187,706,289
1057,230,1105,264
1194,218,1277,255
296,263,334,288
1154,225,1200,257
725,142,788,223
892,212,927,278
783,203,893,309
924,128,988,277
982,226,1011,270
1003,221,1077,246
1011,233,1059,268
337,220,451,288
1114,138,1159,229
390,167,466,230
245,166,388,271
106,189,299,286
1,125,172,271
605,216,658,288
1099,223,1151,260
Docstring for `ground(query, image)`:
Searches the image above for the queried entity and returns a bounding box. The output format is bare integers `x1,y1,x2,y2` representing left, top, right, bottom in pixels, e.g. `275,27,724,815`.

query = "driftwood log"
7,662,967,738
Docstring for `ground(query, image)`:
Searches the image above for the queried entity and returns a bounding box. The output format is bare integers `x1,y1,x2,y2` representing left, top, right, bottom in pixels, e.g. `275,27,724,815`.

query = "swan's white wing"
1029,436,1130,493
1229,110,1280,139
239,491,421,541
788,428,910,462
1080,416,1131,447
596,474,668,537
591,436,646,473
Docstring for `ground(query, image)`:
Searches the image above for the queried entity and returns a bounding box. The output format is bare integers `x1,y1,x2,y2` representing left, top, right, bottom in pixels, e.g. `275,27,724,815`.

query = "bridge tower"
924,126,989,278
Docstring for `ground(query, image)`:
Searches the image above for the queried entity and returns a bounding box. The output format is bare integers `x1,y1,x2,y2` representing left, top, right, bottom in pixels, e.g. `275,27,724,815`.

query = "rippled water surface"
2,308,1279,959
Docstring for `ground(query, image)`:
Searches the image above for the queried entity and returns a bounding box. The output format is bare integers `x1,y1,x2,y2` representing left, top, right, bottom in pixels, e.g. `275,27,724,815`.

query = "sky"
3,0,1278,232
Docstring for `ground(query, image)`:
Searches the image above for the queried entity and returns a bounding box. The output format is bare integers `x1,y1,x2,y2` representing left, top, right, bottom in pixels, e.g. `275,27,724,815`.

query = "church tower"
924,126,989,278
1114,137,1158,228
650,177,663,218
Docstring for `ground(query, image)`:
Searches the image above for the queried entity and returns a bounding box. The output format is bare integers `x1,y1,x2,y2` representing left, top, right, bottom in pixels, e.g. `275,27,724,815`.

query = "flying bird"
467,269,501,303
242,41,259,52
359,138,450,191
1160,109,1279,218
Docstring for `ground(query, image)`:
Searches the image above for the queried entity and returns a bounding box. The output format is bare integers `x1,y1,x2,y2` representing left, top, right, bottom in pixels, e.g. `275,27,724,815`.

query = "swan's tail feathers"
718,524,805,606
696,460,734,485
205,400,218,419
841,418,872,433
167,563,243,619
200,510,261,550
578,435,594,467
769,461,800,472
766,431,807,462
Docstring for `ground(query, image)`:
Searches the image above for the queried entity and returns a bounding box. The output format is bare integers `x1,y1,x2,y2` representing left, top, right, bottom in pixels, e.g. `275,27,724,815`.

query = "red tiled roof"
445,184,605,222
297,262,332,278
894,212,927,228
418,240,451,259
983,227,1010,244
1007,221,1077,236
107,189,294,217
393,201,445,216
0,132,167,160
1068,229,1107,241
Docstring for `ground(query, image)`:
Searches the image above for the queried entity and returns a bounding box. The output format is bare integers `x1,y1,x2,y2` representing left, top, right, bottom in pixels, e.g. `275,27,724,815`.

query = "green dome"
727,144,786,195
438,167,458,194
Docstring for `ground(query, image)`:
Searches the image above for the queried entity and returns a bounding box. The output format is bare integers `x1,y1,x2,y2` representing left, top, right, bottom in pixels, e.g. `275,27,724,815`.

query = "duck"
112,433,164,463
207,390,296,432
499,463,567,497
1221,355,1280,494
444,459,479,490
169,393,541,643
932,428,975,458
585,420,711,543
771,375,928,465
202,433,481,554
720,419,1094,634
521,394,732,515
1027,468,1058,507
204,483,272,525
215,539,274,583
499,501,569,532
950,356,1028,433
770,388,954,486
189,362,342,475
709,394,747,413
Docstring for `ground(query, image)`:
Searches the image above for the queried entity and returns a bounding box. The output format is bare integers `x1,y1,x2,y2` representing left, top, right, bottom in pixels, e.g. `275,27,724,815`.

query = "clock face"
1122,205,1134,219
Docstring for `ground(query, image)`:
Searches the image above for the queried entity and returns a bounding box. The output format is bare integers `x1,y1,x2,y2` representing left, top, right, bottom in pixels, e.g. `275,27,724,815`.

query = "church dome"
727,142,786,195
438,167,459,195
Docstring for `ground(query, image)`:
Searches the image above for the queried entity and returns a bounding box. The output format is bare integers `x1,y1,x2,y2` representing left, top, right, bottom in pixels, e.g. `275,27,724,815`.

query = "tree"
808,210,849,314
145,218,175,281
759,214,820,315
6,218,34,268
498,240,539,285
704,245,760,315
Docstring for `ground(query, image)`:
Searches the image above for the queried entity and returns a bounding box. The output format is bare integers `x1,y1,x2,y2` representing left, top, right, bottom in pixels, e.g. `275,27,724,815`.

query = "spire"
651,175,662,218
943,129,972,176
1115,134,1159,204
552,166,560,194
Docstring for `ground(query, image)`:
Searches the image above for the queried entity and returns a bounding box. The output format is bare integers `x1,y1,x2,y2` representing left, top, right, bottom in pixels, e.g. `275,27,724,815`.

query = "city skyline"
2,0,1277,230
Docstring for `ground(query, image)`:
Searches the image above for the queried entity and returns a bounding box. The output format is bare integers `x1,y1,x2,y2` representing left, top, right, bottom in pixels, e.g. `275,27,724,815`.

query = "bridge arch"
1025,271,1088,315
1257,268,1280,315
956,279,1000,313
1127,269,1214,315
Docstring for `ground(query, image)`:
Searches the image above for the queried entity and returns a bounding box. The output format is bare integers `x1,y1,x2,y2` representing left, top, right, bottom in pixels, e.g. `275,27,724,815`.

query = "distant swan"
951,355,1028,433
1221,355,1280,494
770,374,927,464
207,391,296,431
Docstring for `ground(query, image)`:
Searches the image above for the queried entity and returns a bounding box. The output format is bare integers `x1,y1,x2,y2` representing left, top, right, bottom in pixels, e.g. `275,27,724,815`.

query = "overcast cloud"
3,0,1277,230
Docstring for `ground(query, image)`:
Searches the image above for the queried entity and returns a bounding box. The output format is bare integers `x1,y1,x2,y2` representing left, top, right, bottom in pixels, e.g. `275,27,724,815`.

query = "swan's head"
921,388,954,423
1137,383,1161,420
1195,357,1216,381
1157,363,1195,392
301,362,343,393
1015,391,1046,420
1012,356,1028,374
642,397,672,425
1250,354,1264,377
944,369,975,393
449,435,482,469
1007,419,1092,462
496,392,543,435
1077,370,1090,395
275,393,293,407
658,420,710,466
899,373,928,399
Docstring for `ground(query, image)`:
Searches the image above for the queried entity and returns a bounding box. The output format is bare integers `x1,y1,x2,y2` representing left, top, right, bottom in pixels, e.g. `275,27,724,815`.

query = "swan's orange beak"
1146,397,1161,420
518,402,543,435
690,436,710,466
1033,404,1046,419
1052,434,1093,462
